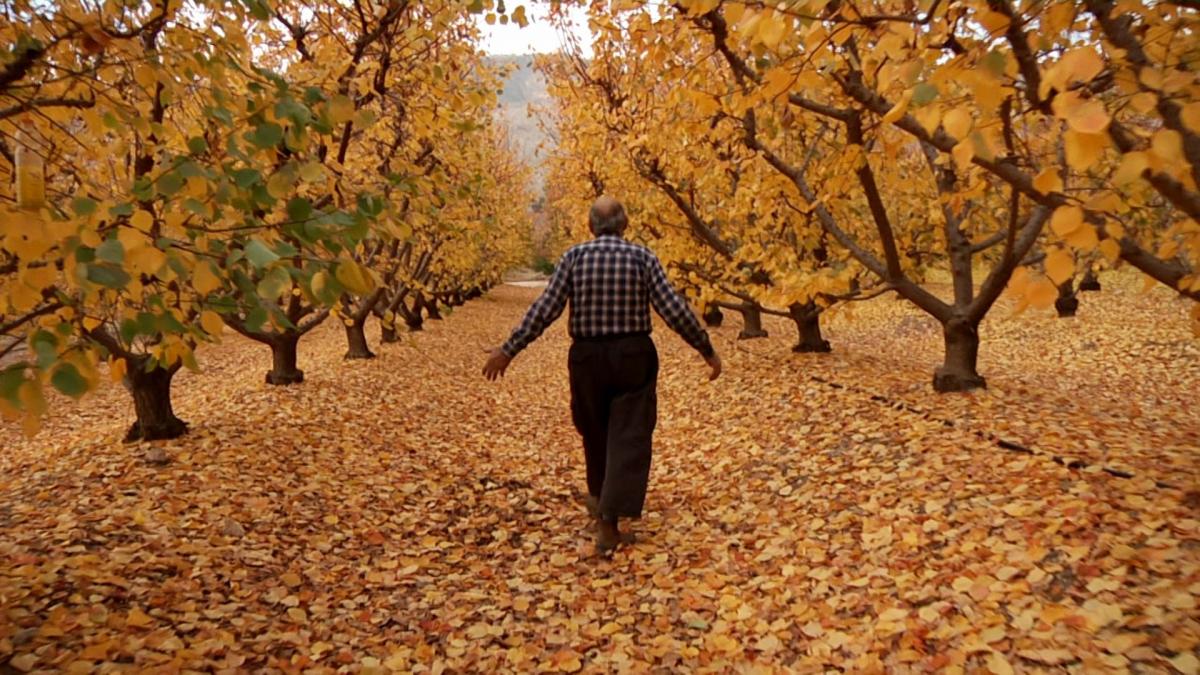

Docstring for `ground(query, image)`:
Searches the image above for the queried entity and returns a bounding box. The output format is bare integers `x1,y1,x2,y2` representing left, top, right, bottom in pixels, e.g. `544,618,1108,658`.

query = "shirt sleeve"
501,250,573,358
646,254,715,358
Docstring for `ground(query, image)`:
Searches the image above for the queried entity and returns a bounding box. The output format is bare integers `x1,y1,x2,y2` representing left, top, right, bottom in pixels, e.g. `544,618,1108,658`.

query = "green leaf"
72,197,98,217
248,121,283,149
244,239,280,269
0,366,24,406
231,168,262,189
156,172,184,196
912,82,939,107
245,306,268,333
50,363,88,398
86,263,131,289
256,266,292,300
95,238,124,264
31,330,58,369
187,136,209,155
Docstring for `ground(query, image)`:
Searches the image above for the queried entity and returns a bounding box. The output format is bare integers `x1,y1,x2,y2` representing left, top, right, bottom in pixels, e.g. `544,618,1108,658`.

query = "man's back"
500,233,713,358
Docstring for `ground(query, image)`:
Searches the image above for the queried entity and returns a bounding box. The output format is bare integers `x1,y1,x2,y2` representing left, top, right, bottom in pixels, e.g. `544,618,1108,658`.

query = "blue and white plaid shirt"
502,234,714,358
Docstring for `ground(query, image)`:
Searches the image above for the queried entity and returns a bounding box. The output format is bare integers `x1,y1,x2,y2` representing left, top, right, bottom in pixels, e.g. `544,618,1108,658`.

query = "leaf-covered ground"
1,277,1197,673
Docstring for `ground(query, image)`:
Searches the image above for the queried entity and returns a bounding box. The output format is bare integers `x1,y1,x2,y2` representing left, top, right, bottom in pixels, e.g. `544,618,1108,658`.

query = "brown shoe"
584,494,600,519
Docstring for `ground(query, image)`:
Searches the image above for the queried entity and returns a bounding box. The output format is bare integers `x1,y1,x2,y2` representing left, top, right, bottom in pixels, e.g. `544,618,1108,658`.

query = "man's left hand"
483,348,513,381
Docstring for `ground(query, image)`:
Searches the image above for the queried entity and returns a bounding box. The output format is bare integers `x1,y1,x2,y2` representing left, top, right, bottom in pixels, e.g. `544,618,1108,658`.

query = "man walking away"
483,196,722,554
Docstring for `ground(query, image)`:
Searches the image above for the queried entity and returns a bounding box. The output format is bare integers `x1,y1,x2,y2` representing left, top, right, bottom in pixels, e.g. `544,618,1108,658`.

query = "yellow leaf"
1050,205,1084,237
335,260,375,295
1113,151,1148,185
952,139,975,170
1028,278,1057,309
1063,48,1105,83
131,209,154,232
199,310,224,337
758,16,788,50
328,95,355,125
1151,129,1183,164
1181,102,1200,134
1099,238,1121,264
1045,248,1075,285
1066,99,1110,134
1170,652,1199,675
1064,223,1099,251
109,357,127,384
1129,92,1157,114
268,171,294,199
987,652,1015,675
1033,168,1063,194
1065,130,1108,170
125,607,155,628
943,107,973,139
882,89,913,124
512,5,528,27
193,262,221,294
287,607,308,623
133,65,157,90
300,162,325,182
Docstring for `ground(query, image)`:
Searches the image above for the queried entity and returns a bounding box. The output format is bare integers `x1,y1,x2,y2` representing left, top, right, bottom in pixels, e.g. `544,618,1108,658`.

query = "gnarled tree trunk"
266,332,304,385
123,358,187,442
421,293,443,320
702,304,724,327
1079,269,1101,292
789,302,831,353
380,322,398,343
344,319,375,360
933,318,985,392
1055,278,1079,318
736,304,768,340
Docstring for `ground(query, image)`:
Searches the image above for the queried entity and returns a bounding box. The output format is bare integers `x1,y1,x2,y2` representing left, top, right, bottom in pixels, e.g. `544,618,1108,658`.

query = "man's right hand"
704,352,722,381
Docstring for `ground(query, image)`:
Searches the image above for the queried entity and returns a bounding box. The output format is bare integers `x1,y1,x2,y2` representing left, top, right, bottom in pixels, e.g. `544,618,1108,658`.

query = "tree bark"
1079,269,1101,292
933,318,986,392
789,303,831,353
737,304,768,339
265,333,304,385
123,359,187,442
1055,278,1079,318
380,322,398,343
422,294,443,320
702,304,724,327
344,320,375,359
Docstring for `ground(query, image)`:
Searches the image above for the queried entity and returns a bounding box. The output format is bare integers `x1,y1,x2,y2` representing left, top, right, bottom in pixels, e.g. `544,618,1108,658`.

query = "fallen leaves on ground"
0,277,1197,672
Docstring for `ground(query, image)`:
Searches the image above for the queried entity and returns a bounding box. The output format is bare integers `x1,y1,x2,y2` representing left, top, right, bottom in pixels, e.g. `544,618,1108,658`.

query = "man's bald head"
588,196,628,236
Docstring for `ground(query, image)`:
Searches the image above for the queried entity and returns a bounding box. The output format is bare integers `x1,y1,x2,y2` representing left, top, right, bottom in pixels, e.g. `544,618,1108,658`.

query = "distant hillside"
489,55,552,190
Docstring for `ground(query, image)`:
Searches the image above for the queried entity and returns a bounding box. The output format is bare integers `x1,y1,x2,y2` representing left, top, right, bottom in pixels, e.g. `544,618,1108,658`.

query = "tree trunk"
702,304,724,327
266,333,304,385
344,320,375,359
423,295,443,320
380,322,398,343
1055,279,1079,318
789,303,831,353
737,305,768,340
933,318,986,393
1079,269,1101,292
123,359,187,442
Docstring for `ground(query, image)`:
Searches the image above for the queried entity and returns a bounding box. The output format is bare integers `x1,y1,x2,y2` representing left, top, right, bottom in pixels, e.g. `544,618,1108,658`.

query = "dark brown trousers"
567,333,658,520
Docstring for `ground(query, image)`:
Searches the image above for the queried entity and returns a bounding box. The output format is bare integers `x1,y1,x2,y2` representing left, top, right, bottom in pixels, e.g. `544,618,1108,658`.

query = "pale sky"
475,4,593,56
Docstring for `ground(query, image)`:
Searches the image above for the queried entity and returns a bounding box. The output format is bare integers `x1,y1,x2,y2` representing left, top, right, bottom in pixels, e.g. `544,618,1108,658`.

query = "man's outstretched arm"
483,251,573,380
646,255,722,380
